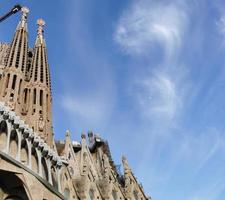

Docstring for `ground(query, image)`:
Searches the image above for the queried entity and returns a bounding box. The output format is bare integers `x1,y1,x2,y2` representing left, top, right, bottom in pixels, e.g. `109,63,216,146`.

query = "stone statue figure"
38,116,45,131
7,96,15,111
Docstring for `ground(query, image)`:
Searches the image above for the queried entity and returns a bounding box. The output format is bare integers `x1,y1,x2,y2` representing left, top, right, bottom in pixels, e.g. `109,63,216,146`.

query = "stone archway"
0,121,8,151
0,170,29,200
9,130,18,159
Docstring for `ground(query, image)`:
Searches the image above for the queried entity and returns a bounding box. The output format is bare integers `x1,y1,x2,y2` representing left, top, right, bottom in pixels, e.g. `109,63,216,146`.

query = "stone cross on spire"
37,18,45,35
21,7,29,16
35,19,46,45
17,7,29,30
21,7,29,27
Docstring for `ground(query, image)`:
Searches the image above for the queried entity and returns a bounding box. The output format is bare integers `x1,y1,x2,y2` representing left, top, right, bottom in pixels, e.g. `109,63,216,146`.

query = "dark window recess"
24,89,28,103
33,89,36,104
5,74,10,89
40,90,43,106
18,79,22,97
12,75,17,90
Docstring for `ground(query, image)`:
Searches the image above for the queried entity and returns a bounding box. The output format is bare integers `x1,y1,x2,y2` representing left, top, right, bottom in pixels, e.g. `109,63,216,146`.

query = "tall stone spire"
0,7,29,113
25,19,53,147
6,7,29,71
29,19,51,88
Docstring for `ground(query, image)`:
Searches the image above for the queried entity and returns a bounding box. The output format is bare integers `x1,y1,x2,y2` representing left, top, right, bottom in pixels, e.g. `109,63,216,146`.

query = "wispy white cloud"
115,0,191,124
217,14,225,46
114,0,189,59
115,1,225,199
217,15,225,34
136,70,182,121
59,1,225,199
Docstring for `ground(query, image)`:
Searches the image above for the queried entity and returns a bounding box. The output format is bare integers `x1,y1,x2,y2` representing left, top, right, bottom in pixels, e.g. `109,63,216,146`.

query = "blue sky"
2,0,225,199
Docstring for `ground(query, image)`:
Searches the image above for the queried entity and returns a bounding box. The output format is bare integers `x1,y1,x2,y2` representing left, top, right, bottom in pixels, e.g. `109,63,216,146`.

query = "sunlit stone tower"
0,7,29,115
24,19,53,146
0,7,53,147
0,7,150,200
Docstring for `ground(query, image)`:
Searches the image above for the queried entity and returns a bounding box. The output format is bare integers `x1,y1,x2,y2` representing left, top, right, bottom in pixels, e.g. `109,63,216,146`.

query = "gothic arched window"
12,74,17,90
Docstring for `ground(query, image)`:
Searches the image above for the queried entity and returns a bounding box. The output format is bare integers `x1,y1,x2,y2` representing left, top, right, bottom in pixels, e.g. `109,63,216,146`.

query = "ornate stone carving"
97,154,113,199
38,116,45,132
7,96,15,111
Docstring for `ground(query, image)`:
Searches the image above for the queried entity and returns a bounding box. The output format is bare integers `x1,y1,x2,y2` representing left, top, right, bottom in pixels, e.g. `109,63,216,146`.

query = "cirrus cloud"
114,0,189,59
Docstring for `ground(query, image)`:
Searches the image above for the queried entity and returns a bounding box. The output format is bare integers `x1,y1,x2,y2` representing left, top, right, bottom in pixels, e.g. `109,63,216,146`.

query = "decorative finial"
81,133,86,139
37,18,45,26
122,155,130,171
88,130,93,138
21,7,29,15
66,130,70,137
18,7,29,29
37,18,45,36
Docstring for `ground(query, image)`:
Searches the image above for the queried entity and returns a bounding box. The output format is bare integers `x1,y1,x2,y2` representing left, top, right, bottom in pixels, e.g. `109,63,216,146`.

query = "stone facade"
0,7,150,200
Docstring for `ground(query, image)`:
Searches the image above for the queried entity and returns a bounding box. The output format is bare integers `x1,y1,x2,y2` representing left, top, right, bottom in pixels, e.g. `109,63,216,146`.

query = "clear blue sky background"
1,0,225,199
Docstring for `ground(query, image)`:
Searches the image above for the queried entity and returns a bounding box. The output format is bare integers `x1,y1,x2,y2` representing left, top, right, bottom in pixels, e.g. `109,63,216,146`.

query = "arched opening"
46,94,49,120
4,74,10,96
31,147,38,173
51,166,58,190
11,75,17,90
40,49,44,83
17,79,22,102
9,130,18,159
33,88,36,105
0,121,7,151
22,88,29,115
20,140,28,166
23,89,28,104
0,170,29,200
41,157,48,181
5,74,10,89
34,49,39,82
39,90,43,106
15,33,23,68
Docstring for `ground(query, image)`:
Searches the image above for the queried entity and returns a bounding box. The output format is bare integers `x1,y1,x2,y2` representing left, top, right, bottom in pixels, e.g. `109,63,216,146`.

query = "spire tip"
21,7,29,15
36,19,45,38
37,18,45,27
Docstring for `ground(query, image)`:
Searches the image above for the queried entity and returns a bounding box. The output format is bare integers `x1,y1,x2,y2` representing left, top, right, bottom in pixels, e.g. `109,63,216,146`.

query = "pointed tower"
25,19,53,147
0,7,29,112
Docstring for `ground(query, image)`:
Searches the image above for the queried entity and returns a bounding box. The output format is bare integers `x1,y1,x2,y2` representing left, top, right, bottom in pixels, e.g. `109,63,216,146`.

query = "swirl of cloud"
114,0,189,59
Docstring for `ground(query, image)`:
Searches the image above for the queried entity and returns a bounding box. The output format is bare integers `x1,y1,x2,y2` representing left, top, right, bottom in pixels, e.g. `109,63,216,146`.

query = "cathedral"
0,7,150,200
